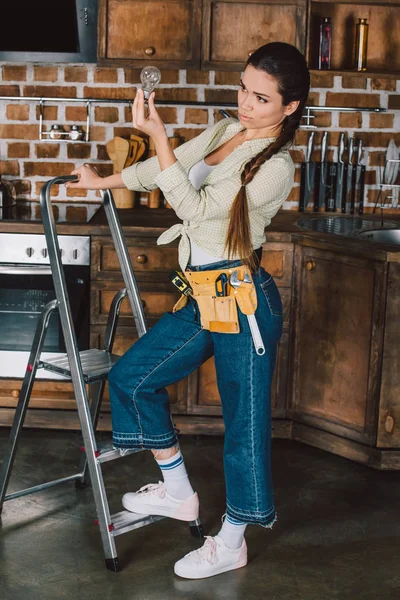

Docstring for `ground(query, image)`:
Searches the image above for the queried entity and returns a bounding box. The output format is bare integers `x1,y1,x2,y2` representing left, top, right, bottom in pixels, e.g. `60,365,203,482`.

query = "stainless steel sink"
356,229,400,245
297,217,400,238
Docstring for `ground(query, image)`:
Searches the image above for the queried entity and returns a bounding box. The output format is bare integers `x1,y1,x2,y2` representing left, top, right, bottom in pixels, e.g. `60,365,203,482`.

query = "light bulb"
140,66,162,99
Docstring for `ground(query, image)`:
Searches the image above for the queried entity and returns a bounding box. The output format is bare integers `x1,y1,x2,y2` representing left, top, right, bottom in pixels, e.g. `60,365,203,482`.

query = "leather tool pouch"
171,266,257,334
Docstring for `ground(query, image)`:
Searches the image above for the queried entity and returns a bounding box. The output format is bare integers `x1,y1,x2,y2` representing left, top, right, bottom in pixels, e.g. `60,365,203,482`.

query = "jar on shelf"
69,125,83,141
49,124,64,140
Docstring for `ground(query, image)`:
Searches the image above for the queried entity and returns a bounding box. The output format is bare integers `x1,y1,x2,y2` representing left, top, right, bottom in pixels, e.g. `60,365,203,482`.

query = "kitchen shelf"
310,68,400,78
308,1,400,74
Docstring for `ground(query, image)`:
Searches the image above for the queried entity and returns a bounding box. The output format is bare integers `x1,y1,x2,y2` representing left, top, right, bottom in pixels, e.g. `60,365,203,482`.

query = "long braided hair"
225,42,310,271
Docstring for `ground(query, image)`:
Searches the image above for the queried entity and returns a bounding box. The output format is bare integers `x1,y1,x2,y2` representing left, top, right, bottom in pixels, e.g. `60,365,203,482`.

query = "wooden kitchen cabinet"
202,0,307,70
97,0,202,68
289,240,400,469
98,0,306,70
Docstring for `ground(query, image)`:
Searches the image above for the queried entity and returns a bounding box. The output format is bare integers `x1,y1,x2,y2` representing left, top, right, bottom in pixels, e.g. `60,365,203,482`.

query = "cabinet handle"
305,260,316,271
385,414,395,433
11,389,20,399
136,255,148,264
144,46,156,56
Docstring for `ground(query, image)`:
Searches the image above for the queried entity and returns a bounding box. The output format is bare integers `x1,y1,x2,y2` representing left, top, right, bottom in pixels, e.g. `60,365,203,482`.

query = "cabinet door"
202,0,307,70
289,244,387,446
98,0,202,68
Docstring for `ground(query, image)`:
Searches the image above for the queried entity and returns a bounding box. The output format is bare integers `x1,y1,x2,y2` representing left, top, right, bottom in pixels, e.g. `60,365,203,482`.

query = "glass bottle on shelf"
318,17,332,70
355,18,369,72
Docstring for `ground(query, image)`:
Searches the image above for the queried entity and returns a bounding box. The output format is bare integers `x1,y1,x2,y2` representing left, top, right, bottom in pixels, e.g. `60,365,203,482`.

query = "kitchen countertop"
1,207,400,262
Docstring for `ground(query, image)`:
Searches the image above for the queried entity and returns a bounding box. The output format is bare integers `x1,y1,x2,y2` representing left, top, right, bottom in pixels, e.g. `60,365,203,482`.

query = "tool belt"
171,266,258,334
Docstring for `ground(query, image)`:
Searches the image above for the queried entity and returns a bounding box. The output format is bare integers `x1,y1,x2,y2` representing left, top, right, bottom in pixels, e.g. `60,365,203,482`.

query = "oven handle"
0,266,52,275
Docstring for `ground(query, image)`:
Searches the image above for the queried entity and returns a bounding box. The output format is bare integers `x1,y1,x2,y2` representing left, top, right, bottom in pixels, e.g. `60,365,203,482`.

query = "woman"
68,42,310,579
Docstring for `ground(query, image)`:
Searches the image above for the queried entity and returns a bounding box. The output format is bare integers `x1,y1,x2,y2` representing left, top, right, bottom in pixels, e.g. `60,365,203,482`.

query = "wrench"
230,271,265,356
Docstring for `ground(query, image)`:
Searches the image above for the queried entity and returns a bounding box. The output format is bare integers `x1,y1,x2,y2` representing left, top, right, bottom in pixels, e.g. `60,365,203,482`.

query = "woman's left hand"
132,88,167,143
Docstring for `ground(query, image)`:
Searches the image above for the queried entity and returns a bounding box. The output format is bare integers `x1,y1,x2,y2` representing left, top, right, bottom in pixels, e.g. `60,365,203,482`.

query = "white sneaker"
174,535,247,579
122,481,199,522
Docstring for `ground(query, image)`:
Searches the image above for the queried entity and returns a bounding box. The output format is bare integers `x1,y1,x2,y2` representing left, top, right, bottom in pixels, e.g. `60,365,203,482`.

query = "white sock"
218,514,247,549
155,449,195,500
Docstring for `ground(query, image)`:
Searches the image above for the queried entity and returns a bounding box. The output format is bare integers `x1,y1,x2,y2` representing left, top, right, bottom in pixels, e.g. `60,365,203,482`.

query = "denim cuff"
226,501,277,528
112,430,178,450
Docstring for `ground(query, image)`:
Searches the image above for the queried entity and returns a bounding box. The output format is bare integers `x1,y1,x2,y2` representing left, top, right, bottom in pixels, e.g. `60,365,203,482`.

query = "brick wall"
0,63,399,221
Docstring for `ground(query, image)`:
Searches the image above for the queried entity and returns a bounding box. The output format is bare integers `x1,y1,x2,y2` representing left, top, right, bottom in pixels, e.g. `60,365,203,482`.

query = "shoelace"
193,536,218,565
136,482,166,498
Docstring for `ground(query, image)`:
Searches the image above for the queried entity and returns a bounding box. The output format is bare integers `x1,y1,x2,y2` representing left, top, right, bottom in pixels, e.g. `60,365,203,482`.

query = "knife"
299,131,315,212
315,131,328,212
345,137,355,213
349,139,358,215
357,139,366,215
334,133,346,213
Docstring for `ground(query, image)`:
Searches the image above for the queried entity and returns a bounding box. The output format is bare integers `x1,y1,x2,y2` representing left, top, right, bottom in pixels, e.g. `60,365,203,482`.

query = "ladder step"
97,444,143,464
110,510,164,537
40,349,120,383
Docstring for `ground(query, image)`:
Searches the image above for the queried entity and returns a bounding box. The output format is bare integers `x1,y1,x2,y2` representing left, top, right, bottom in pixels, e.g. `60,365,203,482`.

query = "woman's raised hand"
132,88,167,142
66,164,103,189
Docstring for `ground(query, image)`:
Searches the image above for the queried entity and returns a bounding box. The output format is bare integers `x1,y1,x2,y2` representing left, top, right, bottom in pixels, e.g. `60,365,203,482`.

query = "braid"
225,114,301,271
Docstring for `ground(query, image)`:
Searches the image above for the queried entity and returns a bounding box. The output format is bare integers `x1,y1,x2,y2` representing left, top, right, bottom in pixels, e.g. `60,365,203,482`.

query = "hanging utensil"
299,131,315,212
335,132,346,213
356,139,366,215
315,131,328,212
349,139,358,215
345,137,355,213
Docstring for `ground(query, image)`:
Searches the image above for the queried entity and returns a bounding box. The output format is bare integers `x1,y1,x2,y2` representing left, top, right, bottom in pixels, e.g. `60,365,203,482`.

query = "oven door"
0,263,90,379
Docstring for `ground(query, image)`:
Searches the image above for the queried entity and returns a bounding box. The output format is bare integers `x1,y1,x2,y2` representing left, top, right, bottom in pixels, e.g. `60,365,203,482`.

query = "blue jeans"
108,258,283,527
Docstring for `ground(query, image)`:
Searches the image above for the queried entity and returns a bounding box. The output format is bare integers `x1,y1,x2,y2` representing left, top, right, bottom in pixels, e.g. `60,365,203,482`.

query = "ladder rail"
39,177,117,562
101,189,148,338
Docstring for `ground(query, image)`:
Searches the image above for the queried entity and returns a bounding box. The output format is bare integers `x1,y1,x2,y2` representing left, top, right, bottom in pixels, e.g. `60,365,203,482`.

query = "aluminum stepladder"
0,176,203,571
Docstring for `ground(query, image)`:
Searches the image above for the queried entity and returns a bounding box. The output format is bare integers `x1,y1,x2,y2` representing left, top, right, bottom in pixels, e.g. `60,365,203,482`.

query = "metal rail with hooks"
0,95,386,141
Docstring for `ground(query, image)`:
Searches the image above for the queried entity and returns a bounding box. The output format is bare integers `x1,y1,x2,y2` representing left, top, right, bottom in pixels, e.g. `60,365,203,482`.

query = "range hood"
0,0,97,63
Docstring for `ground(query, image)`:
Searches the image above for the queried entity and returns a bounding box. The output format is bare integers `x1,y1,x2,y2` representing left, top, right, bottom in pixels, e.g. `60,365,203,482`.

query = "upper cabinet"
98,0,399,75
98,0,307,70
202,0,307,70
98,0,202,68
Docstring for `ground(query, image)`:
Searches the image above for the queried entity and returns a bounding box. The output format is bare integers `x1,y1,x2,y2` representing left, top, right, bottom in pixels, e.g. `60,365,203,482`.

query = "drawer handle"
144,46,156,56
141,299,147,309
305,260,315,271
136,255,148,264
11,389,20,399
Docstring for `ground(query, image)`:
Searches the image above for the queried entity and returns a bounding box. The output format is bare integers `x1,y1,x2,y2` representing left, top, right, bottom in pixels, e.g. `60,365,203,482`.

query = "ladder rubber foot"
75,479,87,490
189,522,204,538
105,557,121,572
